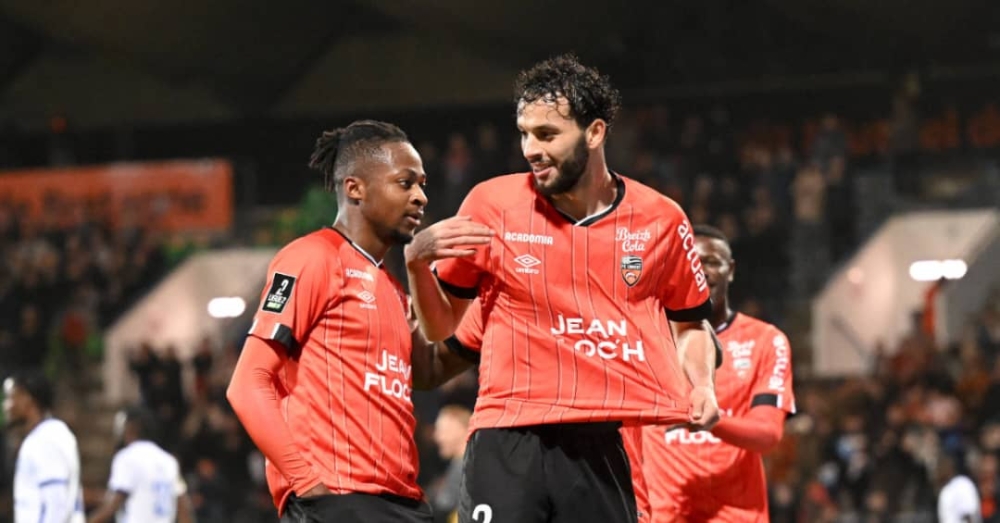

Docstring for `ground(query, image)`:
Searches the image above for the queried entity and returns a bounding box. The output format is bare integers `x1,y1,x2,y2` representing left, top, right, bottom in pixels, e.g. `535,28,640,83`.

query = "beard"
534,137,590,197
388,228,415,245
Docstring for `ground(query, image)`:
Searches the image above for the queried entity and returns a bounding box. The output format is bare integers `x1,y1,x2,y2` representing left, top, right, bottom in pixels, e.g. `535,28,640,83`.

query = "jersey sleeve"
248,239,337,351
444,299,484,363
750,328,796,414
432,186,493,299
659,207,711,321
107,452,136,494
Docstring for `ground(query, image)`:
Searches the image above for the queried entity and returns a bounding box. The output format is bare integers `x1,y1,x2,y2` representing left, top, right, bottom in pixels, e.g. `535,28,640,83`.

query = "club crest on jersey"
620,255,643,287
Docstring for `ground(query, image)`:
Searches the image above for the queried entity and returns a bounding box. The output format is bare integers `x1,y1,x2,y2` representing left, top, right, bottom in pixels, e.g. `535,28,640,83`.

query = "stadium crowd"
1,97,997,522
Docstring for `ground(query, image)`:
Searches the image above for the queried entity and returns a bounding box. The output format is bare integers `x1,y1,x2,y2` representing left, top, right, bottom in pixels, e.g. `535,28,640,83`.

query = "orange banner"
0,159,233,232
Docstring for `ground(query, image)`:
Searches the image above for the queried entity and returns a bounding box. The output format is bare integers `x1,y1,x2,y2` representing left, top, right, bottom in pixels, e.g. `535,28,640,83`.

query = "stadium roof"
0,0,996,130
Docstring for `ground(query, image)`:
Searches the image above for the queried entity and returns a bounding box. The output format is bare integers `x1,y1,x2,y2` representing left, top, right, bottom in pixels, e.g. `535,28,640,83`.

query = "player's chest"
331,265,409,330
715,332,761,405
493,221,665,296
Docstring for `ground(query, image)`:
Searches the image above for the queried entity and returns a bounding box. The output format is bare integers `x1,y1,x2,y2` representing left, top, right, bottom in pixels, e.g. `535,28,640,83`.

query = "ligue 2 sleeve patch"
262,273,296,313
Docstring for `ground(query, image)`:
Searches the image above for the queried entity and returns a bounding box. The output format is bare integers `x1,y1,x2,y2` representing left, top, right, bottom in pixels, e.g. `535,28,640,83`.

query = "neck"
23,411,45,435
709,300,733,331
333,212,390,263
549,156,615,222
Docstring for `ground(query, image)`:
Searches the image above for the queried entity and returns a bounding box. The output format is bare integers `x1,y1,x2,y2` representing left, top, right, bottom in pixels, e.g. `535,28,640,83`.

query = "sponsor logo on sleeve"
262,273,296,313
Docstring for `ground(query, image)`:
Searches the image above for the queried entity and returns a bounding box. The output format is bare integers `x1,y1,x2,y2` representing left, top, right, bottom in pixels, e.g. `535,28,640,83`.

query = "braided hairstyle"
308,120,410,194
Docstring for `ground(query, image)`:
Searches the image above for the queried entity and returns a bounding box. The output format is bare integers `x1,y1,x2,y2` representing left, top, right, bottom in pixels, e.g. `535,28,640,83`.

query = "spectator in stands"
429,405,471,523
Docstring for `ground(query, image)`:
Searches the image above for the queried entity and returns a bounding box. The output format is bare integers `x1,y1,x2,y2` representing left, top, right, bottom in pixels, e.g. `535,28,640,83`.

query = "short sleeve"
107,452,136,494
659,208,711,321
432,186,493,299
750,328,796,414
23,440,69,485
248,239,337,351
444,299,485,363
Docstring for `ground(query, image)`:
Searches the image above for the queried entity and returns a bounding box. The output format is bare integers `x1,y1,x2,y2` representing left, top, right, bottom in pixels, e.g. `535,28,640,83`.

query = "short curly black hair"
513,54,621,131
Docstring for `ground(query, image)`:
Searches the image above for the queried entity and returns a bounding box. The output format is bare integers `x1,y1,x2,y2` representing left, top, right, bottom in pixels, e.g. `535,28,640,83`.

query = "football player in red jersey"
405,55,721,523
227,120,487,523
643,225,796,523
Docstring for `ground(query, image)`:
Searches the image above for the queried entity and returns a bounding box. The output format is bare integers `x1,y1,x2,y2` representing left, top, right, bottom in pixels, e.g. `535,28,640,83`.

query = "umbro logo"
358,291,377,309
514,254,541,275
514,254,541,268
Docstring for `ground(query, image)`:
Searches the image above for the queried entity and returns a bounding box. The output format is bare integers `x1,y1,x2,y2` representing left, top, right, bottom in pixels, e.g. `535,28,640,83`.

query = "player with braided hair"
227,119,490,522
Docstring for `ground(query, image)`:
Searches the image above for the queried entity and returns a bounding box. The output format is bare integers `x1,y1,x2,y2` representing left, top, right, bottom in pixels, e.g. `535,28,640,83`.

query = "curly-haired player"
405,54,722,523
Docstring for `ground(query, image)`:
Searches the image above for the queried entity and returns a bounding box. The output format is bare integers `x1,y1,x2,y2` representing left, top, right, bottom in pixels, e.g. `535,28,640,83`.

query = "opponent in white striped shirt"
87,407,193,523
3,371,85,523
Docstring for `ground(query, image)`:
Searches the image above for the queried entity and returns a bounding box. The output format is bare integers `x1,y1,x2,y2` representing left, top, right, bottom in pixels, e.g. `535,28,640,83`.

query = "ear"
585,119,607,149
343,176,365,203
728,258,736,284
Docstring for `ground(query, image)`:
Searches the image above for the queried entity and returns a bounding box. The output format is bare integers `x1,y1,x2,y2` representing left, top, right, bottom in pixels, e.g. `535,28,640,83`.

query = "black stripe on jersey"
751,393,779,408
271,324,297,352
444,336,481,364
435,274,478,300
665,298,712,322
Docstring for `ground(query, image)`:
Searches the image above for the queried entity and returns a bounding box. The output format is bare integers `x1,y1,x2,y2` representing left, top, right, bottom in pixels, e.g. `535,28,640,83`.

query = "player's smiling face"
517,96,591,197
354,141,428,245
695,236,734,306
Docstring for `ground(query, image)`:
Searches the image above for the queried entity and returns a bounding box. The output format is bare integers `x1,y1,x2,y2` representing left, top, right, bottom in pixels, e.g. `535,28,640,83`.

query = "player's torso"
642,316,775,518
14,421,84,521
283,236,420,496
474,185,693,426
117,443,179,523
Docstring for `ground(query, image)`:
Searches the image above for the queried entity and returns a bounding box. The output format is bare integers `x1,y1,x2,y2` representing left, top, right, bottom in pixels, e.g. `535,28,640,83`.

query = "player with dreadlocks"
227,119,490,522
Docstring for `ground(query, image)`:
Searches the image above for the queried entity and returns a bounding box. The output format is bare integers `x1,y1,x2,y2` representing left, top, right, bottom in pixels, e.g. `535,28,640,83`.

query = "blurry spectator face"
692,175,714,204
416,141,438,164
517,96,593,197
348,141,428,245
20,306,38,332
979,453,999,480
695,235,734,312
886,403,906,428
689,205,709,226
477,124,499,151
828,156,846,183
717,213,740,241
822,114,840,132
433,407,470,460
980,423,1000,451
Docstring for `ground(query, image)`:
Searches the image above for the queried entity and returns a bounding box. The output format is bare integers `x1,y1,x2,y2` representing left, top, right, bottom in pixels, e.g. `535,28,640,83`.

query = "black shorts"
458,422,637,523
281,491,433,523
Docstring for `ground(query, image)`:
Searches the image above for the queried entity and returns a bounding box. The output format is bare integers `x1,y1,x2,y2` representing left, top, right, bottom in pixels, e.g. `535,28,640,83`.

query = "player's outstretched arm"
226,337,327,497
710,407,786,454
404,216,492,341
671,320,720,430
86,490,127,523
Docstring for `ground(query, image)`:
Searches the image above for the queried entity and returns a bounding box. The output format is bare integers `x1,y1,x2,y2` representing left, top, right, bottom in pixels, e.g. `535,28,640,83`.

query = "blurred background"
1,0,999,521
